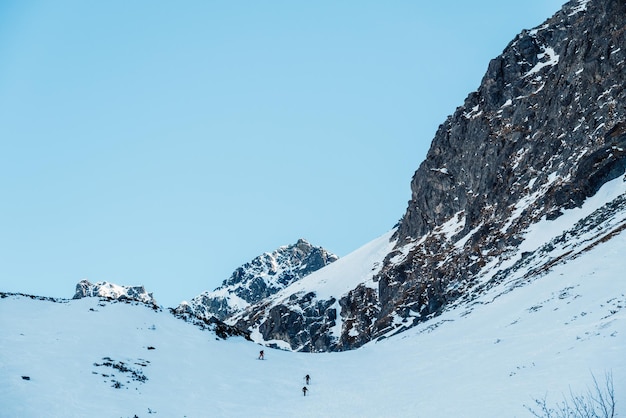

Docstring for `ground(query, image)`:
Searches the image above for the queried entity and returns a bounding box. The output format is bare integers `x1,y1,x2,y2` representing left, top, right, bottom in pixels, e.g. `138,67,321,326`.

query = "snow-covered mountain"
1,0,625,415
173,239,337,323
1,230,624,417
73,279,158,308
229,0,626,352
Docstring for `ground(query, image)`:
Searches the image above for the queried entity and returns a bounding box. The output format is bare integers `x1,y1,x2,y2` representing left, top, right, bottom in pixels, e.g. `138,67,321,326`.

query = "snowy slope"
1,224,624,417
266,229,397,302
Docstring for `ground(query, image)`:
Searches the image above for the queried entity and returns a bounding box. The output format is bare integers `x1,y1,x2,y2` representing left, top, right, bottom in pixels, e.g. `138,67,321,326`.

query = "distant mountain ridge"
173,239,338,324
73,279,158,307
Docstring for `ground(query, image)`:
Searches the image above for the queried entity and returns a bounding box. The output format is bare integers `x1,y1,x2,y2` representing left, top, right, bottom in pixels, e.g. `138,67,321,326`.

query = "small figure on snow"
305,374,310,385
302,386,308,396
258,350,264,360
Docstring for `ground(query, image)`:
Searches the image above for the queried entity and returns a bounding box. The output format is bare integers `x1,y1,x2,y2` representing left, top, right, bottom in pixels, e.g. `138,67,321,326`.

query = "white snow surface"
524,46,560,78
521,174,626,254
1,226,624,417
93,282,138,300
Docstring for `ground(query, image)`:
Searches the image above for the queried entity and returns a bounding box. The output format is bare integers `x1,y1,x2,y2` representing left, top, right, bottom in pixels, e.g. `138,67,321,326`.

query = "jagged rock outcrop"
231,0,626,352
73,279,158,308
173,239,338,323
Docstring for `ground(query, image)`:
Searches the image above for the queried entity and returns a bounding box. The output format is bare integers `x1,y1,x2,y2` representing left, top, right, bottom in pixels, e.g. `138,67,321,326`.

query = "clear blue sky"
0,0,564,307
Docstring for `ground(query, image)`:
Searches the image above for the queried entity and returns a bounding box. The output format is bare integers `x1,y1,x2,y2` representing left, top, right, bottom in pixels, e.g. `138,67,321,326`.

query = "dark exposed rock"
336,285,380,350
244,293,338,352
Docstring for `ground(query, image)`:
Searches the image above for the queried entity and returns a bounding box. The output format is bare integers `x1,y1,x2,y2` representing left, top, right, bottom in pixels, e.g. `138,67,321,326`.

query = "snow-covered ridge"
73,279,157,307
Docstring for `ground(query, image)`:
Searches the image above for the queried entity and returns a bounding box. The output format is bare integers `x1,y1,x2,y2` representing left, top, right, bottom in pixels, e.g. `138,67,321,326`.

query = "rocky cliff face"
229,0,626,352
173,239,338,323
375,0,626,334
345,0,626,349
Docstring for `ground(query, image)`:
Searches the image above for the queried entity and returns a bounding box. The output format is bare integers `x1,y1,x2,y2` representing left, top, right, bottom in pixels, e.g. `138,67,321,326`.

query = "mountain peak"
173,240,338,323
73,279,158,307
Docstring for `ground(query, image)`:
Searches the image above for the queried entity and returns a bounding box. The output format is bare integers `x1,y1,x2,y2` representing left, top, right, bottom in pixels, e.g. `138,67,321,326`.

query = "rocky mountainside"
228,0,626,352
173,239,337,324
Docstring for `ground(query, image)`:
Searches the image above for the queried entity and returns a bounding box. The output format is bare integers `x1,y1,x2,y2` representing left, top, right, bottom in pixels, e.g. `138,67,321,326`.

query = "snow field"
1,226,623,417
